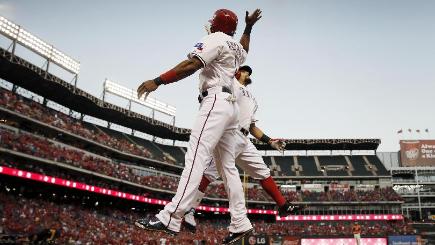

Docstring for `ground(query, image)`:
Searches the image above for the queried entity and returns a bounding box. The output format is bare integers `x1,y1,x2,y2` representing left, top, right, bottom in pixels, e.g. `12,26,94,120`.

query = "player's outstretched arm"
137,57,204,99
250,123,286,152
239,9,262,53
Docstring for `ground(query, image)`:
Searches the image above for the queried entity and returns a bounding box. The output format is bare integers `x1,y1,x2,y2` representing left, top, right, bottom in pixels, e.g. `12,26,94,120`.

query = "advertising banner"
388,235,420,245
244,235,269,245
356,184,375,191
330,183,350,191
282,236,301,245
400,140,435,166
301,238,387,245
281,185,297,192
277,214,403,222
302,184,323,192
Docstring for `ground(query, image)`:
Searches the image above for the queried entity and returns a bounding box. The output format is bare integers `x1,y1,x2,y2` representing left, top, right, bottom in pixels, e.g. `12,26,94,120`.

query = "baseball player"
135,9,262,244
183,66,302,233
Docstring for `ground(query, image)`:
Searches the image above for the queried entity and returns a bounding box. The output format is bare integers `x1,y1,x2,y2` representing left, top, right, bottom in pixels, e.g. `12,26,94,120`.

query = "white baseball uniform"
156,31,252,234
185,78,272,227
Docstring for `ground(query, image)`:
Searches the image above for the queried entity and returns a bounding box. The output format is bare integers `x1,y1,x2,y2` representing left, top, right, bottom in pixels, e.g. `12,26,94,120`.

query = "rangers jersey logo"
194,42,204,51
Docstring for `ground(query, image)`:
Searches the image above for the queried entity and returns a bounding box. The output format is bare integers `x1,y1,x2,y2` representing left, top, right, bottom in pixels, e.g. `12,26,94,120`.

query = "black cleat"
222,228,254,245
278,202,304,217
184,221,197,234
135,217,178,236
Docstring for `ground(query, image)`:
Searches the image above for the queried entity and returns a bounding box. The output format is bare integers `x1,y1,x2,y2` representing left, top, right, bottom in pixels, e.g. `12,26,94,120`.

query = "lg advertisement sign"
400,140,435,167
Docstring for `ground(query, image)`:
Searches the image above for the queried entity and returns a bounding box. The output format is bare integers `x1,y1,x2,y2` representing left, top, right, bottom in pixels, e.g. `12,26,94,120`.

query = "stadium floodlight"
0,16,19,39
104,79,176,117
0,16,80,74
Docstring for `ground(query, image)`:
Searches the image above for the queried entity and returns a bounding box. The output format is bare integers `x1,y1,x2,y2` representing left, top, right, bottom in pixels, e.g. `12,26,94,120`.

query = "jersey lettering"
226,41,243,62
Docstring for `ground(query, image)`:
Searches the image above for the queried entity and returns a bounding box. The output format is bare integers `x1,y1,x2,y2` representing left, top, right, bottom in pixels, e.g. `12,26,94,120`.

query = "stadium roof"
0,47,191,141
0,47,380,151
253,138,380,151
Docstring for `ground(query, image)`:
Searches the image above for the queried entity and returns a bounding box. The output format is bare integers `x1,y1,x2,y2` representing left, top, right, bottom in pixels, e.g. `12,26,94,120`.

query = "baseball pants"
156,89,252,233
185,130,271,228
204,130,271,182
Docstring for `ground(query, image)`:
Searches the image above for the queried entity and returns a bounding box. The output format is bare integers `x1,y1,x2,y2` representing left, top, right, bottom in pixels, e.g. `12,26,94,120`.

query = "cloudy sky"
1,0,434,151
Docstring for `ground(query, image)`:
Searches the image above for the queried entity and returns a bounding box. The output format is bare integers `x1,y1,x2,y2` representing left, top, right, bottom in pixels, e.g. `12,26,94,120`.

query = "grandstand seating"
318,156,348,176
297,156,323,176
0,189,414,244
155,142,186,165
274,156,296,176
318,155,348,166
0,86,390,178
97,125,166,160
366,155,390,176
348,155,374,176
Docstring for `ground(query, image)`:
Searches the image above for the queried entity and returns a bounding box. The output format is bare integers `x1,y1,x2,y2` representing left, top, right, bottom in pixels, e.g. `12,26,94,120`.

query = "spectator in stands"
352,221,362,245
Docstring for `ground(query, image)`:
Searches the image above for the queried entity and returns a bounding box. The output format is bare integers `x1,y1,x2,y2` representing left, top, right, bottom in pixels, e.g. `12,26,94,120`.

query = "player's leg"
354,234,361,245
184,157,218,232
214,128,253,244
135,94,234,233
237,141,302,216
185,128,246,224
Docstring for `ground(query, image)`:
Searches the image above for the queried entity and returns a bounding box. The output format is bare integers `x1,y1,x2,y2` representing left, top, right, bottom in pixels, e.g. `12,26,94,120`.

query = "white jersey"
234,80,258,130
188,32,247,93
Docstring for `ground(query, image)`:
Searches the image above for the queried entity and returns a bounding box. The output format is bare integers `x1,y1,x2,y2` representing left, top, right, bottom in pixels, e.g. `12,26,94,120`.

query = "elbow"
188,57,204,71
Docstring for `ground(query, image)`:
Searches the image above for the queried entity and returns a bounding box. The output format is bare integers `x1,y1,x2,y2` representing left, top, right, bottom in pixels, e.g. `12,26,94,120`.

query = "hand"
137,80,159,100
269,139,286,153
245,9,262,27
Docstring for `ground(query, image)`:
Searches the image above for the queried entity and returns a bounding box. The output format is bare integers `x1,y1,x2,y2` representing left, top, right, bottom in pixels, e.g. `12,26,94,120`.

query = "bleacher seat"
348,156,373,176
274,156,295,176
297,156,323,176
156,143,185,165
365,155,389,176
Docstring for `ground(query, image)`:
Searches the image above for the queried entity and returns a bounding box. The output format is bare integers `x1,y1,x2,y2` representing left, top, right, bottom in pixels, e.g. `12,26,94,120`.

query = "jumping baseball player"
135,9,262,244
183,66,303,233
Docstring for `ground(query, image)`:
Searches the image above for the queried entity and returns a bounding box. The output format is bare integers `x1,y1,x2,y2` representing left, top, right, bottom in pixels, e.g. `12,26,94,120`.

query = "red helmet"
209,9,238,36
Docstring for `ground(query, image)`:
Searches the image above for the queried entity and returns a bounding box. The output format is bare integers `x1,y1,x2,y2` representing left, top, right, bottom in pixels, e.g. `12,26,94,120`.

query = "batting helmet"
209,9,238,36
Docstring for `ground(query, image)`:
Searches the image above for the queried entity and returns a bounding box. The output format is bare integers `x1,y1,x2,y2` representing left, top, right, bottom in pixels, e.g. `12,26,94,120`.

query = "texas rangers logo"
194,42,204,51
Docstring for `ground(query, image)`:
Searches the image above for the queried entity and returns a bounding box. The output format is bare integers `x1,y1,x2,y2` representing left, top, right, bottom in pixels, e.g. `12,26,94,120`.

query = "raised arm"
137,57,203,99
239,9,262,53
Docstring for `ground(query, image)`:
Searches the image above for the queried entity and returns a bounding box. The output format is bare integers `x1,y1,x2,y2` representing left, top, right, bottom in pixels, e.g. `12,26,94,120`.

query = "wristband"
153,77,164,86
260,134,271,144
160,69,178,84
243,25,253,35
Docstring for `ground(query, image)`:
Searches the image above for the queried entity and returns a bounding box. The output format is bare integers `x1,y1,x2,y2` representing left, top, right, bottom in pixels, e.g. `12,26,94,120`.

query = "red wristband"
160,69,177,84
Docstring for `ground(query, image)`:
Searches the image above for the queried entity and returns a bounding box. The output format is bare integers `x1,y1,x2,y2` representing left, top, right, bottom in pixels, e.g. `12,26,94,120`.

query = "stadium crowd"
0,88,163,162
0,192,414,244
0,126,403,203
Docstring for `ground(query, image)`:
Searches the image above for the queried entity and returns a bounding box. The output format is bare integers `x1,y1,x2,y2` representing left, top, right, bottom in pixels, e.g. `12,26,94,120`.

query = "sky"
1,0,434,152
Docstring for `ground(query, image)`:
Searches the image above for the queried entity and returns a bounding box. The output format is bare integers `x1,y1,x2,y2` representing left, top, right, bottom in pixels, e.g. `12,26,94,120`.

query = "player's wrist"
243,25,253,35
260,134,271,144
155,69,178,85
153,77,164,86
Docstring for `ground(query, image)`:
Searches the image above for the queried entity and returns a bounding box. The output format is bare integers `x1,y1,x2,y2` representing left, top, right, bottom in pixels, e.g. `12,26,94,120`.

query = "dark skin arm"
249,122,268,142
239,9,262,53
137,57,203,99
